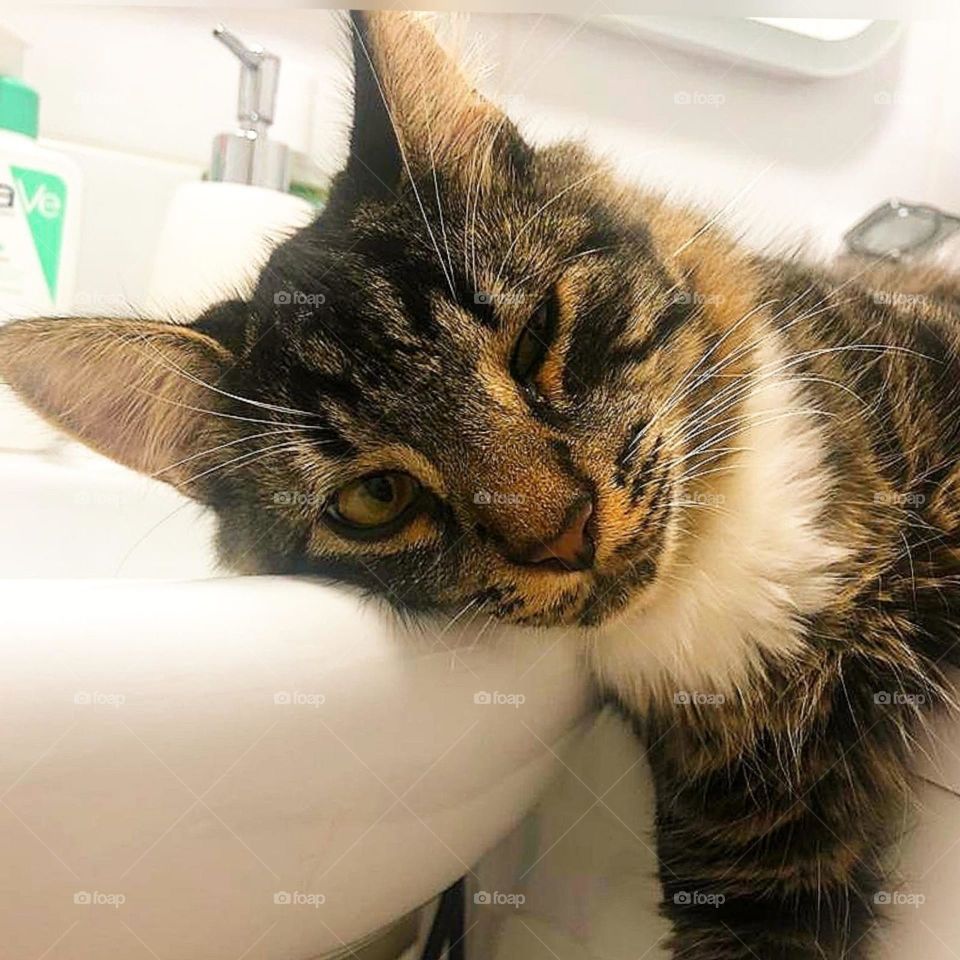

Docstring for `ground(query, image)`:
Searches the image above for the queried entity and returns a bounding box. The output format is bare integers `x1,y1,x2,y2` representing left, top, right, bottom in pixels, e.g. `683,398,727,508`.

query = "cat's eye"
326,472,420,534
510,297,557,387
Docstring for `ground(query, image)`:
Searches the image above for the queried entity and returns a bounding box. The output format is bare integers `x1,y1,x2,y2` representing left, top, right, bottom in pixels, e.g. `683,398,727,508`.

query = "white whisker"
350,19,458,300
493,169,603,289
132,333,321,421
182,439,306,485
151,426,310,478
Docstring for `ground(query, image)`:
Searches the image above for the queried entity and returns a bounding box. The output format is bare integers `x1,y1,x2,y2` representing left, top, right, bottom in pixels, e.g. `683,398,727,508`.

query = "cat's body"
601,258,960,957
2,12,959,958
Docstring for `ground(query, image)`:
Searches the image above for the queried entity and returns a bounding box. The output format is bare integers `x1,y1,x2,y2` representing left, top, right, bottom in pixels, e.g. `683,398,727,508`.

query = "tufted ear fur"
343,10,528,200
0,315,233,491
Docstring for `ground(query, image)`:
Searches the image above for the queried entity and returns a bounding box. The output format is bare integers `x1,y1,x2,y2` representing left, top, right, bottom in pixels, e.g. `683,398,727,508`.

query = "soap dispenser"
147,25,315,320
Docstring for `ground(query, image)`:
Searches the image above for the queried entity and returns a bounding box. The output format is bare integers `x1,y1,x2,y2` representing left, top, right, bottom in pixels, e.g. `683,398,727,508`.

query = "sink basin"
0,450,593,959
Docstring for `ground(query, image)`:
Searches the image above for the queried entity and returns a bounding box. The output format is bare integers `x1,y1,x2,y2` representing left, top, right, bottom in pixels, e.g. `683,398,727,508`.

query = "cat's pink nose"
520,499,595,571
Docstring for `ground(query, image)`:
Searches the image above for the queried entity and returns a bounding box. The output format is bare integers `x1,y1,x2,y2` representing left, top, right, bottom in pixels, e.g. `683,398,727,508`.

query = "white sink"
0,450,593,959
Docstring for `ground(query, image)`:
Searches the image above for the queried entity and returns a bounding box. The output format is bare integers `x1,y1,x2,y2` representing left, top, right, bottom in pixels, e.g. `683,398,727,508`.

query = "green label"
12,166,67,300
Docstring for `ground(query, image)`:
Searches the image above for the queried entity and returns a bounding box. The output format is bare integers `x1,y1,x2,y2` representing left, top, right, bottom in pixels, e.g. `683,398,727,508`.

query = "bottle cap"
0,75,38,138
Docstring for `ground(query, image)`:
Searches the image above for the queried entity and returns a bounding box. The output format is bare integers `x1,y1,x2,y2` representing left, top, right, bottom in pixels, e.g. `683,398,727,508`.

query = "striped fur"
2,12,959,958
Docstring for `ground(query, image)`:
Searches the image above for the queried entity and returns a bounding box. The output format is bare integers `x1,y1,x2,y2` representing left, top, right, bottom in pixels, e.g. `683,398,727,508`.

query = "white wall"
3,9,960,310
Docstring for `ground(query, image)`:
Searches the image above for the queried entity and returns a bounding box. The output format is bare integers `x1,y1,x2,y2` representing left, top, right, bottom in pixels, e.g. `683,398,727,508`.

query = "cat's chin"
571,561,669,628
483,555,670,629
489,580,652,630
573,590,639,629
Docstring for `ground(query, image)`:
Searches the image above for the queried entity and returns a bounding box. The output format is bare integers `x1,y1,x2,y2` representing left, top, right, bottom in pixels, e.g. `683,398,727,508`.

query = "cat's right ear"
0,312,237,494
342,11,528,201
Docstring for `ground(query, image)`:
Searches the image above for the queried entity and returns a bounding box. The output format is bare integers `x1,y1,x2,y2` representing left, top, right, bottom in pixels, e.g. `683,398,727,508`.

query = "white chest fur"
587,343,849,714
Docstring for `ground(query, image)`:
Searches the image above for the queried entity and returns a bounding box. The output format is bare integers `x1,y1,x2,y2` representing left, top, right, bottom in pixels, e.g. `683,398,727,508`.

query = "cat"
2,11,960,959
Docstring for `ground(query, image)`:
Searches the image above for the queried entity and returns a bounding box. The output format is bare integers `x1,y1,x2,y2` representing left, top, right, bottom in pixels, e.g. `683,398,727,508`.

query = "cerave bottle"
0,75,81,321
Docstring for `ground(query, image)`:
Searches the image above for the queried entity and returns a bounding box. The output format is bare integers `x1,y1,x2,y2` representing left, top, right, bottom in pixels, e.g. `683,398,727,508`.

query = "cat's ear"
345,10,527,198
0,314,235,491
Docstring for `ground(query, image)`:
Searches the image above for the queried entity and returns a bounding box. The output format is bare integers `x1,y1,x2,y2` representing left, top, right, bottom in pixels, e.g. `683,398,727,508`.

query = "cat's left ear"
344,10,528,199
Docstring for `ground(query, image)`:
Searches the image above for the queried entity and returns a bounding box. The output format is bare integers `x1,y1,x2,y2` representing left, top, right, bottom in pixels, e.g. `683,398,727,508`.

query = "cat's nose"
515,497,595,571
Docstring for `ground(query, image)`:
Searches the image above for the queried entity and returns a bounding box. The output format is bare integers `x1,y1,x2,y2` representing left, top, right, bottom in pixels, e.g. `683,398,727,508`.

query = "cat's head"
0,12,759,627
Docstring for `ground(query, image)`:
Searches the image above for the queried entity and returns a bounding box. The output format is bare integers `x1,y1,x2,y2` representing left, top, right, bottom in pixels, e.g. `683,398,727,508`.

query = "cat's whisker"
460,600,491,644
151,426,310,478
438,597,480,636
503,245,614,297
132,333,322,421
467,113,511,291
667,389,840,452
462,126,483,285
628,297,778,452
633,295,835,446
673,461,747,491
493,169,604,290
662,253,933,431
673,389,844,457
468,126,494,290
669,411,830,468
666,391,827,441
662,336,921,455
349,18,458,300
414,47,457,287
669,408,840,495
704,298,867,395
182,440,306,485
673,447,749,485
463,118,499,288
671,159,776,258
632,286,867,453
671,405,836,468
113,497,196,576
144,390,337,431
663,445,747,472
667,498,734,521
470,612,499,646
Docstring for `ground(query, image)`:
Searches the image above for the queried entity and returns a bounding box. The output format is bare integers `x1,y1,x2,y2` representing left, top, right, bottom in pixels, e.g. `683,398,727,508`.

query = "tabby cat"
3,12,959,959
